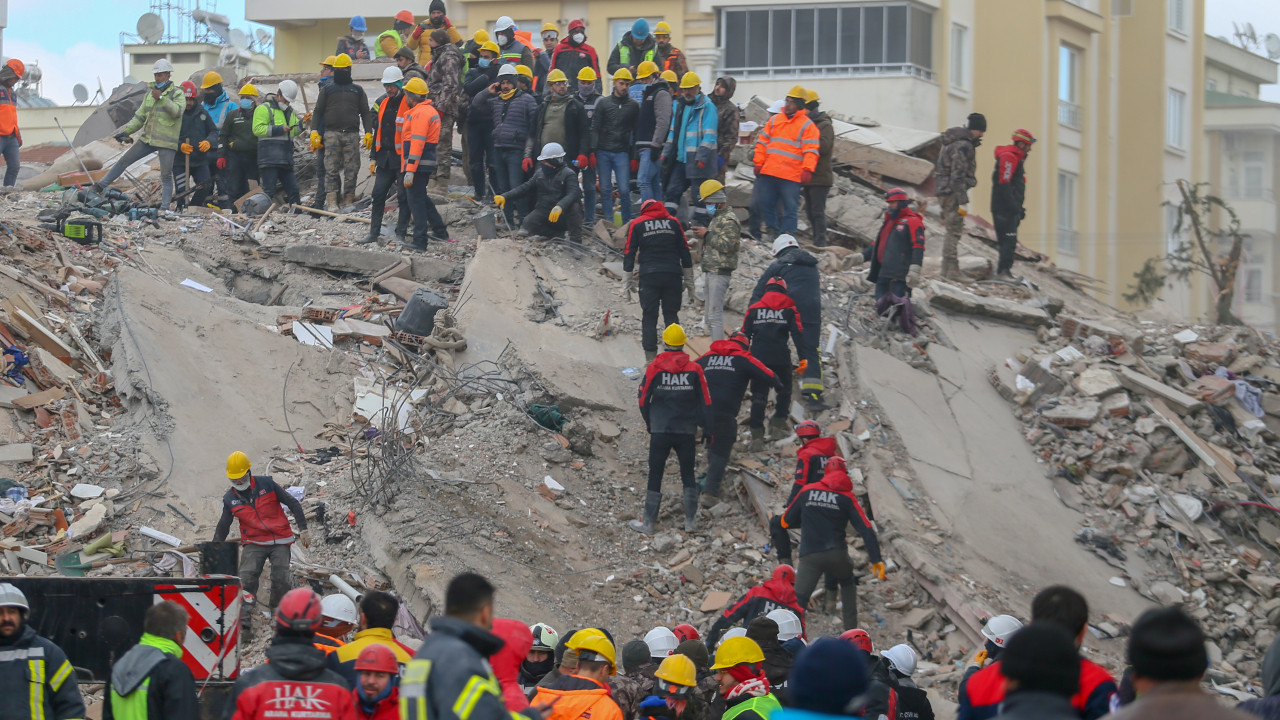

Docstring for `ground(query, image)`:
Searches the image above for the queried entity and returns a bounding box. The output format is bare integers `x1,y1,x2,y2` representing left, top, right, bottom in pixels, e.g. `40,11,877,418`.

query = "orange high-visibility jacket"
401,99,441,173
374,93,411,155
753,109,820,182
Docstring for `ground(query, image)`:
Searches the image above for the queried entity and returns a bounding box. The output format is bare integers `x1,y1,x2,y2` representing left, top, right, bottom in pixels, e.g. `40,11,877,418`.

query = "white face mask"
496,33,509,45
351,31,364,40
231,478,250,491
572,32,585,44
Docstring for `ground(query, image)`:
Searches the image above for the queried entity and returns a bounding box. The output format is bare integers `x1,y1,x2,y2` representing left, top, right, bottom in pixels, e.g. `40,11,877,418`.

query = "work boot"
325,192,338,211
702,452,728,506
645,349,657,363
628,490,661,535
341,192,355,208
394,226,408,245
682,486,699,533
358,228,380,244
748,425,765,452
997,269,1021,282
805,393,834,412
769,416,790,439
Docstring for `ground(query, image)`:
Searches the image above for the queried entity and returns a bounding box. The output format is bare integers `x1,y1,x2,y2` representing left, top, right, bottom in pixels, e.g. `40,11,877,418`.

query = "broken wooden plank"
735,471,774,529
13,309,76,362
1116,366,1204,415
1148,398,1237,489
12,387,65,410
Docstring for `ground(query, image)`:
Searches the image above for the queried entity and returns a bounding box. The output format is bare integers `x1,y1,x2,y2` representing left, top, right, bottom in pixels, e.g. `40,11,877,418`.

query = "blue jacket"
773,707,862,720
472,89,538,150
665,92,717,174
202,89,233,128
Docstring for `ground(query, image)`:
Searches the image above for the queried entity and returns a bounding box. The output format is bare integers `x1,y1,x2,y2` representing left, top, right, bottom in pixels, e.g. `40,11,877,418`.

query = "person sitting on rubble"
706,565,805,649
175,81,218,209
105,601,198,720
337,15,373,61
251,80,303,210
696,329,780,506
742,276,805,450
351,643,401,720
494,142,584,243
93,59,185,211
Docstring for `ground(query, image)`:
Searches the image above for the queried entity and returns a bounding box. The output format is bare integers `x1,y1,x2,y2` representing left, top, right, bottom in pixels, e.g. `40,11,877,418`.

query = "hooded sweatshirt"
696,338,779,415
493,618,535,711
781,462,883,562
712,77,739,160
790,437,840,502
705,565,806,648
624,200,692,276
106,633,198,720
742,290,805,367
225,635,355,720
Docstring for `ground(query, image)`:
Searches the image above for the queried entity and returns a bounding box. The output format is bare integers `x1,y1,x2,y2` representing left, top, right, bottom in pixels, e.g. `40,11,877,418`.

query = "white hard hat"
765,608,803,641
381,66,405,84
497,64,518,78
881,644,917,676
981,614,1023,648
538,142,566,161
771,234,799,256
320,594,358,624
0,582,29,611
277,79,299,102
767,99,785,114
530,623,559,652
718,627,747,647
152,59,174,74
644,626,679,658
494,16,516,32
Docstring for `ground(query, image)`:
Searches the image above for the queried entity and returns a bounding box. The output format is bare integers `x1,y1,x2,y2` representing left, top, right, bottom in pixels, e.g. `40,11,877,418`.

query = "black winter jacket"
178,105,219,166
404,617,540,720
990,143,1028,219
472,88,538,149
639,350,711,435
105,637,199,720
314,79,372,134
623,201,691,276
0,625,84,720
504,161,582,213
866,207,926,283
526,93,589,160
592,93,639,153
636,82,674,152
742,290,805,367
696,339,780,416
781,464,882,561
464,66,500,127
751,246,821,325
220,106,258,156
992,691,1076,720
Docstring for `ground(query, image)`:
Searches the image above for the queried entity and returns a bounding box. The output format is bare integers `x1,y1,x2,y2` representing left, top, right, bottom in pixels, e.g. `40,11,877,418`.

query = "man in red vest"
213,450,312,635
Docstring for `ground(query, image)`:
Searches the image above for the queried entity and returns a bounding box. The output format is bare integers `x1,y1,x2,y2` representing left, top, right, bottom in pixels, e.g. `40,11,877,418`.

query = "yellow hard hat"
636,61,659,80
403,77,429,96
226,451,251,480
541,22,558,34
654,21,672,36
655,654,697,687
679,72,701,89
332,54,354,69
320,55,338,67
805,89,820,104
785,85,807,100
547,69,567,83
699,179,724,199
566,629,617,674
711,636,765,670
660,70,678,83
613,68,633,82
662,323,687,347
516,64,533,78
201,71,223,89
238,83,259,97
473,29,490,44
577,67,597,82
479,41,501,55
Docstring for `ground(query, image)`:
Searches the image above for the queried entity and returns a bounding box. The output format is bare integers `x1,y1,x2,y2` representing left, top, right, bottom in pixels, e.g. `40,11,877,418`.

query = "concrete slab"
284,245,459,282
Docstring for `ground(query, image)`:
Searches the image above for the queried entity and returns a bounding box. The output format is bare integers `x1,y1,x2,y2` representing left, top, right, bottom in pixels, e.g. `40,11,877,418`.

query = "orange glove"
795,359,808,374
180,143,193,155
198,140,211,152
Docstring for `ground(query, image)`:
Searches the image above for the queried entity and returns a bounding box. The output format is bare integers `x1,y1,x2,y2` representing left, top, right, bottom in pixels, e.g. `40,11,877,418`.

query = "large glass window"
1167,88,1186,149
1168,0,1187,34
1058,171,1078,256
1058,45,1081,129
950,24,968,90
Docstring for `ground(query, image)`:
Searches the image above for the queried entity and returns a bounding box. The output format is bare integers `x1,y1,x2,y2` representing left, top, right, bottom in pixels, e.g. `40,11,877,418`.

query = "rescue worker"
705,565,804,649
495,142,583,242
223,588,355,720
624,199,695,361
935,112,986,280
493,619,534,711
252,79,303,208
474,64,537,224
576,68,603,224
608,19,657,77
742,276,805,449
710,637,781,720
534,24,558,94
530,630,624,720
752,86,819,235
652,23,688,77
217,83,259,201
592,69,640,225
751,234,825,409
401,76,450,250
0,583,85,720
201,71,233,204
175,81,218,209
614,640,660,718
663,73,718,206
328,590,416,686
632,323,712,534
407,0,464,67
771,638,871,720
635,62,673,202
866,643,932,720
780,456,885,630
745,617,792,706
801,90,833,247
464,40,502,199
747,101,784,240
693,179,739,341
395,46,428,84
105,601,198,720
768,420,840,567
637,654,701,720
673,640,718,712
376,10,415,58
337,15,373,61
521,624,561,694
313,53,373,209
311,58,335,209
352,644,401,720
94,59,184,210
525,69,589,177
992,624,1080,720
363,67,411,245
551,20,600,95
319,56,336,85
710,78,738,184
493,16,535,69
211,450,311,633
426,29,467,192
860,188,925,301
840,628,873,654
516,64,537,100
0,60,23,186
315,594,357,652
402,572,550,720
958,586,1117,720
991,129,1036,280
695,330,780,506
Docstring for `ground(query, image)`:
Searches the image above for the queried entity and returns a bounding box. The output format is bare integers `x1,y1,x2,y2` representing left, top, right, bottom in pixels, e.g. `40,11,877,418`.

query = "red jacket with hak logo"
227,640,356,720
638,350,711,435
742,291,805,367
789,437,840,503
781,462,881,562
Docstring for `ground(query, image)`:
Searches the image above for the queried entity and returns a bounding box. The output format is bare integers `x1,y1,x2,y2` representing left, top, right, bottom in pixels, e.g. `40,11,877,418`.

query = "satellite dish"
218,47,240,67
137,13,164,44
1245,23,1258,44
72,84,88,103
229,29,249,51
255,29,272,47
1266,34,1280,60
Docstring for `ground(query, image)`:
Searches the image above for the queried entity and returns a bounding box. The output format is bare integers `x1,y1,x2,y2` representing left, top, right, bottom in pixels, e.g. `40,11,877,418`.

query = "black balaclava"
334,67,353,86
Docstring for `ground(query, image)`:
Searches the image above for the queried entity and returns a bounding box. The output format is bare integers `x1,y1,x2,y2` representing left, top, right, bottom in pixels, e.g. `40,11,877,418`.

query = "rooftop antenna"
137,13,164,44
1267,34,1280,61
72,84,89,104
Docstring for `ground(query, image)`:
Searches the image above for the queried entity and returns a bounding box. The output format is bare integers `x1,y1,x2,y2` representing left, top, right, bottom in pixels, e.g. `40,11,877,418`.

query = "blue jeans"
0,135,18,186
874,277,908,301
581,165,598,224
493,147,526,223
755,174,802,234
596,150,632,224
638,150,662,203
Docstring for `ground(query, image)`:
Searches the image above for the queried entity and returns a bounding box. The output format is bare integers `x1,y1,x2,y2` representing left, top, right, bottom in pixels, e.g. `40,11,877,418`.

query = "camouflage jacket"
934,125,979,202
427,42,466,118
700,207,741,274
611,664,657,720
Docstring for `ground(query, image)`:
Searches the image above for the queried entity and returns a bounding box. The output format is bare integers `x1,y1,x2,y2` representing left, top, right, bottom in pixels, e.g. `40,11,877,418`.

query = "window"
1207,78,1218,91
1168,0,1187,34
1164,203,1184,255
1242,237,1263,303
718,3,934,78
1166,88,1186,149
609,18,664,51
950,24,968,89
1057,171,1078,256
1242,151,1266,199
1058,45,1081,129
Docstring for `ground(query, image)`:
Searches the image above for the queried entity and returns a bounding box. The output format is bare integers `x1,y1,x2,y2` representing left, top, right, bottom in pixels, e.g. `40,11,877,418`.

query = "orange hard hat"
395,10,414,24
6,60,24,79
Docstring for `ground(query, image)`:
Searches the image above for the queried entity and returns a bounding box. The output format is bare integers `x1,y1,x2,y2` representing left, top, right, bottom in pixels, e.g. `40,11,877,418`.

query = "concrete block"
285,245,459,281
1185,375,1235,406
1042,401,1101,427
1101,392,1131,418
0,386,28,408
1073,367,1122,397
1184,342,1234,366
1115,367,1204,415
927,281,1052,328
0,443,33,463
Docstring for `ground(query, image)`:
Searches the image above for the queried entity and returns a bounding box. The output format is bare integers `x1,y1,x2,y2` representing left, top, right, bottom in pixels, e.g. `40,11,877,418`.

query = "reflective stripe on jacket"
374,93,410,155
123,83,185,150
0,626,85,720
401,100,441,173
753,110,819,182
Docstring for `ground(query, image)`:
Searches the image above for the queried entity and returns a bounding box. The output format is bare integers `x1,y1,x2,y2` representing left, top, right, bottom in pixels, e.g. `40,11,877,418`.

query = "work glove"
795,359,808,374
369,162,377,175
216,157,227,170
871,562,886,581
971,649,989,667
198,140,211,152
403,170,415,187
695,160,706,173
114,131,133,144
522,157,534,172
801,169,813,183
363,132,373,150
906,265,923,289
753,163,763,176
549,205,563,222
630,159,639,173
412,24,425,39
682,267,695,298
309,131,323,150
299,529,313,548
575,154,588,169
180,142,193,155
494,195,506,209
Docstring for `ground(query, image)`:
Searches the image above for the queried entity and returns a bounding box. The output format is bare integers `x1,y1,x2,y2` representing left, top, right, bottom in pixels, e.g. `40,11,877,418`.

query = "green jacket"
123,82,185,150
252,101,302,168
700,206,741,274
219,105,259,156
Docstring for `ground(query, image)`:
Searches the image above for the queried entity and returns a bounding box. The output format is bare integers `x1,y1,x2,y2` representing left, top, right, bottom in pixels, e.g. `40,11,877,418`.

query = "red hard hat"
181,81,198,99
728,330,750,349
765,276,788,292
673,623,700,643
395,10,415,24
355,642,400,673
795,420,821,439
772,564,796,586
885,188,908,203
6,60,24,79
1013,129,1037,144
840,628,873,653
826,455,847,472
275,587,323,631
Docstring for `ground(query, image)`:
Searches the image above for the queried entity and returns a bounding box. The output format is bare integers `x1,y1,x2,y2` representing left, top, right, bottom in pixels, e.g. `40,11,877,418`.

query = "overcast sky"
5,0,1279,106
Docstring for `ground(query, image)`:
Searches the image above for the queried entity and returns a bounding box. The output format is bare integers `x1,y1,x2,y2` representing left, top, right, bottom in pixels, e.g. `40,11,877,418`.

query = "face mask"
478,58,492,68
351,31,364,40
240,98,253,109
706,205,717,214
579,84,593,96
155,81,170,90
496,33,508,45
572,33,585,44
231,479,250,492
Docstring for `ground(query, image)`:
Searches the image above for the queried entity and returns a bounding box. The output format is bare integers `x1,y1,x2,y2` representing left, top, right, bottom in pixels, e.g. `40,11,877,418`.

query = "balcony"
1058,100,1082,130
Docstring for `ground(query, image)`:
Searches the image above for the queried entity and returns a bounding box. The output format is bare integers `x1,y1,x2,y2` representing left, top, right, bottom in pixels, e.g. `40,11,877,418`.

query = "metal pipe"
52,117,95,182
328,573,363,603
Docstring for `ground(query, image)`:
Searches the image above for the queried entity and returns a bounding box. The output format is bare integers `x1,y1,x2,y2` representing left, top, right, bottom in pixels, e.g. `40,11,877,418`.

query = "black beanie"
1002,623,1081,698
430,0,446,14
967,112,987,132
1128,607,1209,681
746,616,780,649
554,628,577,667
622,639,652,674
675,639,710,671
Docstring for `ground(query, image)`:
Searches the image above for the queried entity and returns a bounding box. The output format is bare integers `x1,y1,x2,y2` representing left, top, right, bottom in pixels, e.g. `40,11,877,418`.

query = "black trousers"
225,152,259,201
703,411,738,496
993,212,1021,273
260,166,300,206
370,163,410,234
648,431,697,492
802,185,830,246
522,202,584,241
404,169,446,247
749,362,792,427
638,273,684,353
467,123,495,198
